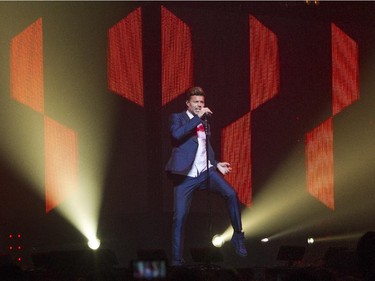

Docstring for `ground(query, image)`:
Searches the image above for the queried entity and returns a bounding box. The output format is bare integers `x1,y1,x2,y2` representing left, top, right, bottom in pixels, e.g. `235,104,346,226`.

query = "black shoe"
231,231,248,257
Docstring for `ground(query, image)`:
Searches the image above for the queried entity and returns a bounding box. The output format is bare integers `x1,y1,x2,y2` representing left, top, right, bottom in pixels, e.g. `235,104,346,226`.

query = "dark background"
0,1,375,269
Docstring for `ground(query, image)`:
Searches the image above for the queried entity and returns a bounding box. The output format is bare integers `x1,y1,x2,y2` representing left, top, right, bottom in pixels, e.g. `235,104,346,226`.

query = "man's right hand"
197,107,213,118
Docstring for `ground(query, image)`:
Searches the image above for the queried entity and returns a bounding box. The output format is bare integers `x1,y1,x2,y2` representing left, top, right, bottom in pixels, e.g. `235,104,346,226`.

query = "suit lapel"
181,111,198,143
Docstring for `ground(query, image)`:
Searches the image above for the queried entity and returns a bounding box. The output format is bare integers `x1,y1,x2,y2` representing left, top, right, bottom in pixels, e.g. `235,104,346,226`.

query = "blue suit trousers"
171,167,243,262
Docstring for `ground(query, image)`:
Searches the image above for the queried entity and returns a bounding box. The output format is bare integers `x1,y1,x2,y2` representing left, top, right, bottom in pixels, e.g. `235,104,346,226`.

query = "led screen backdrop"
0,2,374,267
10,18,44,113
108,7,144,107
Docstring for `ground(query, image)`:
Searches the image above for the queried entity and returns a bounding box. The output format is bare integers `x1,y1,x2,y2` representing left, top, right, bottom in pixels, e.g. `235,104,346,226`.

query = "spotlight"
307,237,314,244
261,238,269,243
88,238,101,250
305,0,319,5
212,234,224,248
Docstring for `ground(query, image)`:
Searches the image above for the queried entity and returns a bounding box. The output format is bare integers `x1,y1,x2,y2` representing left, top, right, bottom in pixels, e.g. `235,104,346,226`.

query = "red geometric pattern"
10,19,80,213
10,18,44,113
222,112,252,207
8,8,360,214
222,16,279,207
108,7,144,106
221,16,280,207
332,23,359,116
249,15,280,111
306,118,335,210
161,6,194,106
44,116,79,213
306,24,359,210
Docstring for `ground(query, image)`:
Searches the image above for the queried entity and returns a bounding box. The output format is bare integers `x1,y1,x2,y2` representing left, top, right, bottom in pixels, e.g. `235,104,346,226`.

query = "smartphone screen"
131,259,167,280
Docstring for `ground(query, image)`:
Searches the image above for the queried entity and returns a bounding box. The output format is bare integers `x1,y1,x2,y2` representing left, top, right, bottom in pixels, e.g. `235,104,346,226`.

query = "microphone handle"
203,115,209,134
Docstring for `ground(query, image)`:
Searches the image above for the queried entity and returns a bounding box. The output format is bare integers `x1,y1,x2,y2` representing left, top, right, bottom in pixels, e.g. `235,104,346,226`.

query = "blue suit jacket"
165,111,218,174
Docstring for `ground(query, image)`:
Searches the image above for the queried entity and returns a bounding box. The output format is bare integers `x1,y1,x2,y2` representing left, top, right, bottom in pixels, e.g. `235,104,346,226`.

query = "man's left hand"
217,162,232,176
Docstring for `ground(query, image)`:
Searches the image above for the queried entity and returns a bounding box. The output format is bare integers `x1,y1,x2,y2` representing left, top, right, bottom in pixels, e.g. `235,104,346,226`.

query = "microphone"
203,113,211,136
202,113,211,126
203,112,212,119
198,108,212,120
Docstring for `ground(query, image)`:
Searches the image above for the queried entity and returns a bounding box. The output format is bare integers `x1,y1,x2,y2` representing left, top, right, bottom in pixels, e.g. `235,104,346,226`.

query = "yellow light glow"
212,234,224,248
88,238,101,250
54,180,102,244
218,143,368,243
312,232,364,243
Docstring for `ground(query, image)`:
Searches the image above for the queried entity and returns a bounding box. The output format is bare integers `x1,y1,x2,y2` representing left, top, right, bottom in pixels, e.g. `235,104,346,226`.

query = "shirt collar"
186,110,194,119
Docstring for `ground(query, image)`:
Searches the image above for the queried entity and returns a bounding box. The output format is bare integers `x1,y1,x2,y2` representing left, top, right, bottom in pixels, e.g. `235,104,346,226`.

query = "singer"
165,86,247,266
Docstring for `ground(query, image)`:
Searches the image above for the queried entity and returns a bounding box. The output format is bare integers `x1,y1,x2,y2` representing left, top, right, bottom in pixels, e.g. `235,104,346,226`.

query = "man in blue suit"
165,86,247,266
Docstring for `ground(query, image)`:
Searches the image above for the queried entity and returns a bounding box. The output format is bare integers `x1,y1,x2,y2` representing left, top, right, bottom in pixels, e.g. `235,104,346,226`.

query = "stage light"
212,234,224,248
261,238,269,243
305,0,319,5
88,237,101,250
307,237,314,244
310,232,363,243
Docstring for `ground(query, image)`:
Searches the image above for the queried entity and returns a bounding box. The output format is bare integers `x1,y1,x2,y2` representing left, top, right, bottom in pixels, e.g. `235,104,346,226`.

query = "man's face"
186,95,205,115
